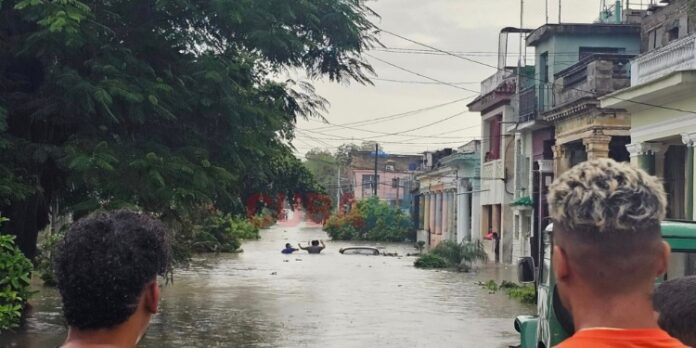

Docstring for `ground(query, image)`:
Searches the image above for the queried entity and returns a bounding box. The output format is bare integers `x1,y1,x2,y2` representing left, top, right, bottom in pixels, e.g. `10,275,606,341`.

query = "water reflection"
1,224,532,347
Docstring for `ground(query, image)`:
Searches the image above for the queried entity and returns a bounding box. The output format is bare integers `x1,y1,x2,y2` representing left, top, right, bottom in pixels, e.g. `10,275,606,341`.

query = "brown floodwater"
1,223,532,347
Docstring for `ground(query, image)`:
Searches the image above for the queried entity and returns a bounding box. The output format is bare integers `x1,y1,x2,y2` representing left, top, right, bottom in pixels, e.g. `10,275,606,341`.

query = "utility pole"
336,164,341,213
558,0,562,23
373,143,379,197
395,178,400,209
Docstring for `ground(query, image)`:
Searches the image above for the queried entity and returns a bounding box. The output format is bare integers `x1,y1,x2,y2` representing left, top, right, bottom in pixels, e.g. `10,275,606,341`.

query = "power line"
303,109,469,140
379,28,696,116
373,77,480,85
365,53,481,94
375,47,641,56
304,118,480,139
307,96,474,131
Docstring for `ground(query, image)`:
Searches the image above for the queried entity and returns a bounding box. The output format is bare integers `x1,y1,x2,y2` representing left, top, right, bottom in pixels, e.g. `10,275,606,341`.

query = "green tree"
304,149,339,208
0,0,378,258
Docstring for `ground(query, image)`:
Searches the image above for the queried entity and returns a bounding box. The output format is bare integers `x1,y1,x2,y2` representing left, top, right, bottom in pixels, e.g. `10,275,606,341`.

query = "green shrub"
0,232,33,332
191,214,259,253
479,280,536,304
325,197,413,242
35,229,66,286
414,254,448,269
430,240,488,271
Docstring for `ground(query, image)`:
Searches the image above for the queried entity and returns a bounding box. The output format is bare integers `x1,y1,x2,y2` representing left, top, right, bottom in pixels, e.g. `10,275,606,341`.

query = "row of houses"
409,0,696,264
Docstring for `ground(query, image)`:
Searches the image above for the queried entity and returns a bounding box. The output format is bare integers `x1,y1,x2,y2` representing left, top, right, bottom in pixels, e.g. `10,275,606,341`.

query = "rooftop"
526,23,641,46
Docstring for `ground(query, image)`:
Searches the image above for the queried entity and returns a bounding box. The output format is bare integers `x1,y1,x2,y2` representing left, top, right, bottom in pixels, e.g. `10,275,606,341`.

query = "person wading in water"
298,240,326,254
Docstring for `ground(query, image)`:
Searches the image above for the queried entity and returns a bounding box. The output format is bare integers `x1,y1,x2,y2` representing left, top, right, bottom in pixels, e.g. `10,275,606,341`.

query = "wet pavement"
0,222,532,347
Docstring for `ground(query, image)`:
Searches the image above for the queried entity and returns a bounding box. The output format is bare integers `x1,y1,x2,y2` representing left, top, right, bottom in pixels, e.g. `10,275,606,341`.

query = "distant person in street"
281,243,298,254
54,210,172,348
492,232,500,263
299,240,325,254
547,159,686,348
654,276,696,347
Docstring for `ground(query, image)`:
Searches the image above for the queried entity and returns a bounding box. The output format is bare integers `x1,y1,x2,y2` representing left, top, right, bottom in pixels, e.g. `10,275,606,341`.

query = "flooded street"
1,223,532,348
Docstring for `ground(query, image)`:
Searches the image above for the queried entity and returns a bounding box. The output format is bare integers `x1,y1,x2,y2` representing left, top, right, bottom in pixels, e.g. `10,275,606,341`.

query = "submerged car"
339,247,381,255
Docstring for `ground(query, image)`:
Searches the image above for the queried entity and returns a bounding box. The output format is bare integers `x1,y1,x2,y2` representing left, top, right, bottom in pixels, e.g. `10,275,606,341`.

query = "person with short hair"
298,240,325,254
548,159,686,348
654,276,696,347
54,210,172,348
281,243,298,254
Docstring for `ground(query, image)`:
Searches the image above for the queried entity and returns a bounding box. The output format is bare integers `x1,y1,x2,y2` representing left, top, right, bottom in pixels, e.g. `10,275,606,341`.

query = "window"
668,27,679,42
486,115,502,162
391,178,400,188
666,252,696,280
385,164,395,171
578,47,621,60
648,28,657,50
362,175,379,196
539,52,549,83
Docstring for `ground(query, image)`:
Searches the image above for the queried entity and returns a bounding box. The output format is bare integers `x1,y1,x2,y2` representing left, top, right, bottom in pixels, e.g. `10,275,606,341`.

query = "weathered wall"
640,0,696,52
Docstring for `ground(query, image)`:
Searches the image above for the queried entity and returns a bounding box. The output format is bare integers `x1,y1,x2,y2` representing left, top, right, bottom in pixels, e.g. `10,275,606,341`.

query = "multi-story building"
481,17,644,264
415,141,481,248
468,70,517,263
602,0,696,220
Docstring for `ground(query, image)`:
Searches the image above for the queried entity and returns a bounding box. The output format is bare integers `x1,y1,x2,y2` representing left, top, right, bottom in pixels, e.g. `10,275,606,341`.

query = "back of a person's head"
548,159,667,293
654,276,696,347
54,210,172,330
312,240,319,246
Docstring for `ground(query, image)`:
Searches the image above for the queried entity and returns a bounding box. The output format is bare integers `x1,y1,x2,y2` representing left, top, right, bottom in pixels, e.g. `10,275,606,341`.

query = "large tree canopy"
0,0,378,257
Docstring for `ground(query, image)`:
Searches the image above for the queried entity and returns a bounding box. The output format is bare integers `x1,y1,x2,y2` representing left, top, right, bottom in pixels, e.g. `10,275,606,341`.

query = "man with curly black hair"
654,276,696,347
54,210,172,348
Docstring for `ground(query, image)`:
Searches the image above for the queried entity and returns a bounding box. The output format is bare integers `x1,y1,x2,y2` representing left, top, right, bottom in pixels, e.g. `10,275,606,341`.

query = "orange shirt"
556,328,688,348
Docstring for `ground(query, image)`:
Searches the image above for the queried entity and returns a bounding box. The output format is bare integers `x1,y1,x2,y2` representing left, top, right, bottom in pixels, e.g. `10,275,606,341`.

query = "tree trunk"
2,193,49,259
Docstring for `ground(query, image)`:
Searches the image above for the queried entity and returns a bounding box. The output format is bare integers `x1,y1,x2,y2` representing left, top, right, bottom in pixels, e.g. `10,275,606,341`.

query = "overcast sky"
292,0,604,157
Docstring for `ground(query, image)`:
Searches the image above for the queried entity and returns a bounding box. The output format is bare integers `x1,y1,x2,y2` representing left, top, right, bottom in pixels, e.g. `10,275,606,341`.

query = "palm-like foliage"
431,240,489,271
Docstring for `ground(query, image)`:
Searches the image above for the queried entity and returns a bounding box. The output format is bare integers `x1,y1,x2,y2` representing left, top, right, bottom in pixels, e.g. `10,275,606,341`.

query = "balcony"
481,159,504,192
517,86,537,123
552,54,633,107
480,69,515,96
631,34,696,86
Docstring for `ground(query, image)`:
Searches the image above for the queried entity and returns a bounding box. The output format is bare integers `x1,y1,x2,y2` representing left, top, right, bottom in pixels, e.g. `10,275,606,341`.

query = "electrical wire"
304,118,480,139
365,53,482,94
379,28,696,116
373,77,481,85
306,96,474,131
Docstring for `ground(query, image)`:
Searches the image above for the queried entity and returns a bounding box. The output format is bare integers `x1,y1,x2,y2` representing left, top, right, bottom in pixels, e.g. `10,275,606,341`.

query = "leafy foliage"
0,0,378,257
416,240,488,272
432,240,488,271
479,280,536,304
413,253,448,269
0,217,33,332
34,228,66,286
324,197,414,242
190,214,260,253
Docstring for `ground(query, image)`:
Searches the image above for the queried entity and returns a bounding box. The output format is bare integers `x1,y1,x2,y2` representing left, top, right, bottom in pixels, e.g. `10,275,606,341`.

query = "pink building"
347,151,423,207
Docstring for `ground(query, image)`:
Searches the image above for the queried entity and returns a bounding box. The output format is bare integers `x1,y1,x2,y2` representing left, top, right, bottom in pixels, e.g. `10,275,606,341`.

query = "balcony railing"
553,54,633,106
517,86,537,122
631,34,696,86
